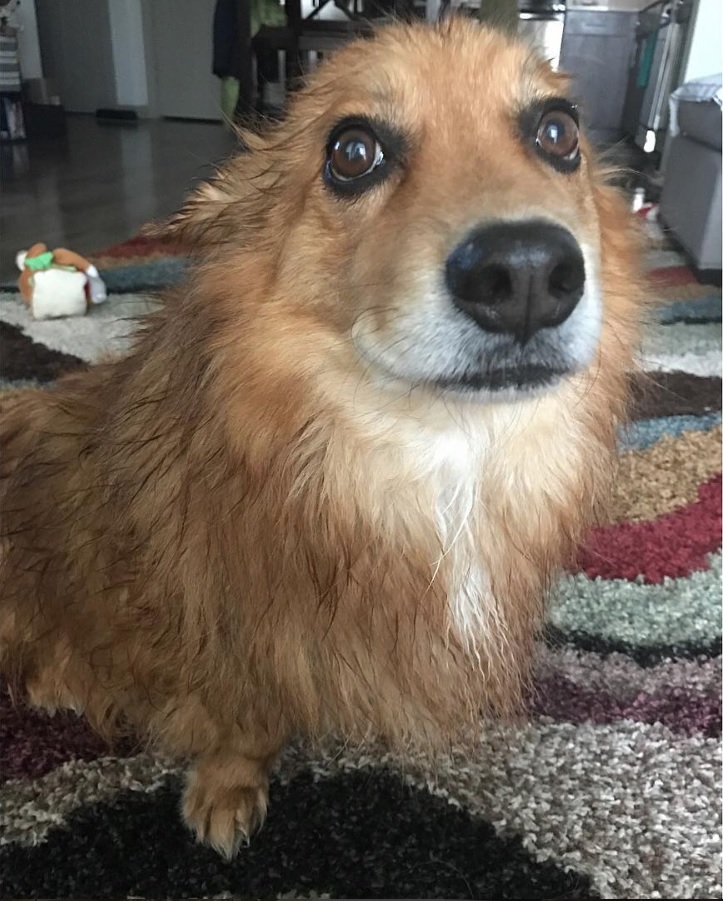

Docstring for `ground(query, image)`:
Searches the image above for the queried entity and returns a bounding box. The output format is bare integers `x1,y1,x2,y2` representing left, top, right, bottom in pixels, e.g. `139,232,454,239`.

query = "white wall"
28,0,150,110
567,1,650,9
15,0,43,79
32,0,149,110
108,0,149,107
35,0,118,112
684,0,723,82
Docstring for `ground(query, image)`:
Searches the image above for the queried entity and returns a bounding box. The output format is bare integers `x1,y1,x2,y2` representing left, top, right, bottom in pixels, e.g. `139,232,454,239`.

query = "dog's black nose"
445,221,586,343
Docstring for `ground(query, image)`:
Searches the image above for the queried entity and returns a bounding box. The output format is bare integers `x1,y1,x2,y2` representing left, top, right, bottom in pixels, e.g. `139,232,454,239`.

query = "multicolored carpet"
0,235,721,900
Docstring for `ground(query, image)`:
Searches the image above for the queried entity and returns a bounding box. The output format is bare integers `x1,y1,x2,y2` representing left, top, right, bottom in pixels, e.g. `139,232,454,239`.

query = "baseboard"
95,108,139,123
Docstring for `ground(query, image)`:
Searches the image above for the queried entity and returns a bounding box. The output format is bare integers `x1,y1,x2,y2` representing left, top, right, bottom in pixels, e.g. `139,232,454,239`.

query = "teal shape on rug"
657,295,721,324
99,259,187,293
619,413,722,451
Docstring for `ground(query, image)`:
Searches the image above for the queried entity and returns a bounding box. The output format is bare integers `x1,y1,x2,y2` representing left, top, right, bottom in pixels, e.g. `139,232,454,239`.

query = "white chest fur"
340,400,495,650
413,428,491,652
329,379,586,654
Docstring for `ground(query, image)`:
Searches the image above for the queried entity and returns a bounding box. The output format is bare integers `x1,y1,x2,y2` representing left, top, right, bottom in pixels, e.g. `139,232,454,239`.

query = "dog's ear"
142,175,243,248
143,132,281,249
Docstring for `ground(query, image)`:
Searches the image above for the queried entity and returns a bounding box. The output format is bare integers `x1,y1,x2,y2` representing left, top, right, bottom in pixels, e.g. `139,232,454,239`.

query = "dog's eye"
536,110,579,162
328,127,384,183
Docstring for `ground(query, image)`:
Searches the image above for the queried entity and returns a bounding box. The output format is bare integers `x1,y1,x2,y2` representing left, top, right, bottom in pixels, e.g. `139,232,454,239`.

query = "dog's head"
160,19,642,404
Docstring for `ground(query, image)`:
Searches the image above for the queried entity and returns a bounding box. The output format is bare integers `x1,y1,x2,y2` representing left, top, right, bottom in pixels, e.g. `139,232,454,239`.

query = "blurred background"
1,0,721,281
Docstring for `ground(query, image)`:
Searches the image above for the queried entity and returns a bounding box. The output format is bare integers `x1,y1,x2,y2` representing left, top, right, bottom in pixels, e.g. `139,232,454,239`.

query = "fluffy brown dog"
1,20,646,857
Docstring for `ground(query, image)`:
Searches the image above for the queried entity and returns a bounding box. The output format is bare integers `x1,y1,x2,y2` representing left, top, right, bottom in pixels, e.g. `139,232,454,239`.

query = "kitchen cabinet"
560,10,637,144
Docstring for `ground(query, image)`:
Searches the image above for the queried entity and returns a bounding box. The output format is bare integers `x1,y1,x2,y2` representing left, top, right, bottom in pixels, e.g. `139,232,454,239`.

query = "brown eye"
536,110,580,161
328,127,384,182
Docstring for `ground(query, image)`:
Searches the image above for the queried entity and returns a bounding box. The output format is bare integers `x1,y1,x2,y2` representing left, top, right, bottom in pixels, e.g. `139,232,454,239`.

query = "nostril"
549,259,585,299
479,264,513,305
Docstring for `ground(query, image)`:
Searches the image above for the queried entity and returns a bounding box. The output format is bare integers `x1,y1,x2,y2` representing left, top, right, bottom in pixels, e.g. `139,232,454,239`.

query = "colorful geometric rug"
0,237,720,900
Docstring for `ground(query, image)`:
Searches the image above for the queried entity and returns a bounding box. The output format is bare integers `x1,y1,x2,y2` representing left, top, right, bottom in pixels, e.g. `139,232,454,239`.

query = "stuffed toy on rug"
16,243,107,320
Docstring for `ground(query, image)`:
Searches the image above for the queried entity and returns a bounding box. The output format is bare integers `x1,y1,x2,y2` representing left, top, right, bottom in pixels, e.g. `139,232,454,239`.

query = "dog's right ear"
143,130,281,249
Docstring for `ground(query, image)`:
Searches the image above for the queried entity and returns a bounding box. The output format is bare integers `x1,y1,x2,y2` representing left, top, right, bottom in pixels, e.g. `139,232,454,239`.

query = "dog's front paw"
182,765,269,858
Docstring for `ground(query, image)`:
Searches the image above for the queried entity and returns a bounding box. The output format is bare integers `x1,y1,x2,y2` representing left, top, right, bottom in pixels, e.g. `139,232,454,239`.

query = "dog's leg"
182,738,281,858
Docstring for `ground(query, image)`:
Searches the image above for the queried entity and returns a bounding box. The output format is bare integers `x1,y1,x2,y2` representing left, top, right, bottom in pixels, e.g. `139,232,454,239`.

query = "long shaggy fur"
0,20,647,856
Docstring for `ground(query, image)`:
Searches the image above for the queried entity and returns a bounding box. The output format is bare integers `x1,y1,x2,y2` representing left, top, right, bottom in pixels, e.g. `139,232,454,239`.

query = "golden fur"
0,20,647,857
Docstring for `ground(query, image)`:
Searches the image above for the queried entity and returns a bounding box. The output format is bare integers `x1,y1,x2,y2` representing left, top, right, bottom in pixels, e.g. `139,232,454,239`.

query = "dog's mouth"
351,274,601,401
435,363,567,393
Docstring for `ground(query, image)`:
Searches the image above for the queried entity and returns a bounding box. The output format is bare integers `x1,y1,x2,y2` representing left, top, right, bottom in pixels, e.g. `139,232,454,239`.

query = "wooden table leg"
285,0,303,86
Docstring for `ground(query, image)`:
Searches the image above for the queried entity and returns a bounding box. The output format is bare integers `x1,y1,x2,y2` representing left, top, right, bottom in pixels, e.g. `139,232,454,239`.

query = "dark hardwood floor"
1,115,237,280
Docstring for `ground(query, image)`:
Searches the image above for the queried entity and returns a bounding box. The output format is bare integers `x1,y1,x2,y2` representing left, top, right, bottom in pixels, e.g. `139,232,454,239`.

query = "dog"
0,19,647,858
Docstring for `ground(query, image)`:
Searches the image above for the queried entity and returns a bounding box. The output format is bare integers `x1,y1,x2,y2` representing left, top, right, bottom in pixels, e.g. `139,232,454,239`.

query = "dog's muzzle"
445,220,586,345
351,217,599,398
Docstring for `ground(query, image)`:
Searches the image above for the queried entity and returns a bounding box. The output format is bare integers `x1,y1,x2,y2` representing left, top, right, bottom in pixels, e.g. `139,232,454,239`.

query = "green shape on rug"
548,554,721,646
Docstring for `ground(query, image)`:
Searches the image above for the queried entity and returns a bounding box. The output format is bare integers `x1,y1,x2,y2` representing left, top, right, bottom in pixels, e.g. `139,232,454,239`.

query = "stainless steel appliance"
517,0,567,70
622,0,694,154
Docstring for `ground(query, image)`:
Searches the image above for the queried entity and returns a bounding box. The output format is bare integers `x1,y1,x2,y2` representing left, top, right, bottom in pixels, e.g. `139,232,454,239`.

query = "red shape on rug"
649,265,698,287
577,475,722,583
532,673,721,737
92,234,187,259
0,686,136,783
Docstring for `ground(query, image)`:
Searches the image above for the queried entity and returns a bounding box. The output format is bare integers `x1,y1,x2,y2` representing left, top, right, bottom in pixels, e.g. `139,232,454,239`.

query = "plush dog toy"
16,243,107,320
